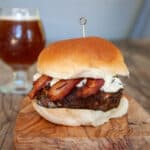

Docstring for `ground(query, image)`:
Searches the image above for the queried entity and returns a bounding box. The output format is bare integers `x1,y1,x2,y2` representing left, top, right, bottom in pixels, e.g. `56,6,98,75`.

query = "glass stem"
12,70,28,89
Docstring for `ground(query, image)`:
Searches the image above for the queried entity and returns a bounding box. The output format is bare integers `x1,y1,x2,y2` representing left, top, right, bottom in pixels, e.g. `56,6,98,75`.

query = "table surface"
0,39,150,150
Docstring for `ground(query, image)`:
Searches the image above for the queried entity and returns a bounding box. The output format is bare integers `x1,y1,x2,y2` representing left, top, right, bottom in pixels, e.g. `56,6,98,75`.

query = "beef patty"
35,87,123,111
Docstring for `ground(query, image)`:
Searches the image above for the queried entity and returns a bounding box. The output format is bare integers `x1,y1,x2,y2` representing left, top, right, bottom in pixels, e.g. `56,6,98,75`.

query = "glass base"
0,81,32,95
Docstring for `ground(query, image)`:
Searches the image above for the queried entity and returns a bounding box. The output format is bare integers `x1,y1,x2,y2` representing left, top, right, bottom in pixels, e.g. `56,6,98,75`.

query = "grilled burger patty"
36,87,122,111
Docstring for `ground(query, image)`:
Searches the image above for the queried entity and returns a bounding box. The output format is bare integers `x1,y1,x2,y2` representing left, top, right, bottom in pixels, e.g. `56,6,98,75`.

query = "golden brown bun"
32,96,128,127
37,37,129,79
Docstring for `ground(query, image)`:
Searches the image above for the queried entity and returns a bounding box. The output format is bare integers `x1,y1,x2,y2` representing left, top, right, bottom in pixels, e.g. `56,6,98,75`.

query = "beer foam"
0,15,40,21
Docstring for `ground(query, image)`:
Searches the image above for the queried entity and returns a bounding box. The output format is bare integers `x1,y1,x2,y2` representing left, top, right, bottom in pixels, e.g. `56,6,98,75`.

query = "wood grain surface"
0,39,150,149
0,94,23,150
14,95,150,150
114,39,150,113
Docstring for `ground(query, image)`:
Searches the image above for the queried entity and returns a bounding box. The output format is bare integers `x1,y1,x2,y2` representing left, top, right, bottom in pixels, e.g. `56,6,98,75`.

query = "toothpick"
80,17,87,37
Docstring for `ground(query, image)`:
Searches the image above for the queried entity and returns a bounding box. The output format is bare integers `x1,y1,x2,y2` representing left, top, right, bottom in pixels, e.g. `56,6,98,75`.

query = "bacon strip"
77,79,104,98
48,79,81,101
28,75,52,99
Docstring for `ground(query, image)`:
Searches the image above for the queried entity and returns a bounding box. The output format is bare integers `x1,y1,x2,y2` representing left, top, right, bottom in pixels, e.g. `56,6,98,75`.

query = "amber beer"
0,17,45,70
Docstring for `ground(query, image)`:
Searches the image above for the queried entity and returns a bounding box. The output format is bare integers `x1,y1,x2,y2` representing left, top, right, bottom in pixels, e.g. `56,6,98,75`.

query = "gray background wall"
131,0,150,38
0,0,149,43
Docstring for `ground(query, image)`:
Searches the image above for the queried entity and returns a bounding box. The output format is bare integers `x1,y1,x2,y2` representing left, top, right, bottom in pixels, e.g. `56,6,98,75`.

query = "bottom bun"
32,96,128,127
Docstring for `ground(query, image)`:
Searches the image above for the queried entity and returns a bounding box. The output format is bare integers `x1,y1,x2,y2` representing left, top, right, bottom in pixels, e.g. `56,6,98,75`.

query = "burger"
28,37,129,127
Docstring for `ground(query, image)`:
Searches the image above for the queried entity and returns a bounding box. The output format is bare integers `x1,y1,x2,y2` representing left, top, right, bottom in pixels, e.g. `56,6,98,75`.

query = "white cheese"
33,73,42,81
76,79,87,87
50,78,60,86
33,73,123,92
101,76,123,93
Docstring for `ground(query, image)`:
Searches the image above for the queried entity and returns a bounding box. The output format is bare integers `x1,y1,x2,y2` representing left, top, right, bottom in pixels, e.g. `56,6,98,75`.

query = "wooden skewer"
80,17,87,37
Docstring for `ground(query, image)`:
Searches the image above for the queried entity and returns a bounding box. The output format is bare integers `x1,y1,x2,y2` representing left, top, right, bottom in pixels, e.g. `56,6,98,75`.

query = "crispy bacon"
48,79,81,101
28,75,52,99
77,78,104,98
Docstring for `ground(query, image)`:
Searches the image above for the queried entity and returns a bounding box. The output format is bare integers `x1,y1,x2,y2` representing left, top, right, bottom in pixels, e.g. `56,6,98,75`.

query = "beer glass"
0,8,45,94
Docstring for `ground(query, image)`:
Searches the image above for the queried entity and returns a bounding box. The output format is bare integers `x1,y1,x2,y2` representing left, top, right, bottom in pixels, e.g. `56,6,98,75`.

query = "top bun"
37,37,129,79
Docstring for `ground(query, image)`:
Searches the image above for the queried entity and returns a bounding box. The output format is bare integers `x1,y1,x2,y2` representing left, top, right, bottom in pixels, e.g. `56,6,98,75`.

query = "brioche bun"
32,96,128,127
37,37,129,79
33,37,129,127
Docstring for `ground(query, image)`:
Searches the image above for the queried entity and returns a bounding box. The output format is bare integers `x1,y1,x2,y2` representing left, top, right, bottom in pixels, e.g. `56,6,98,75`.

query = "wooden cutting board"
14,95,150,150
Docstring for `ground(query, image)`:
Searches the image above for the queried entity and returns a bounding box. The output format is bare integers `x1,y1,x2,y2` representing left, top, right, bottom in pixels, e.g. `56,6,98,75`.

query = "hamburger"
28,37,129,127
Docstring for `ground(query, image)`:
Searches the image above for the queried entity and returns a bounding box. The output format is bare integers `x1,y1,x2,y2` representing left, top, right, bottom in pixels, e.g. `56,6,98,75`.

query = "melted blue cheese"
33,73,42,81
76,79,87,87
101,76,123,92
76,76,123,92
33,73,123,93
50,78,60,86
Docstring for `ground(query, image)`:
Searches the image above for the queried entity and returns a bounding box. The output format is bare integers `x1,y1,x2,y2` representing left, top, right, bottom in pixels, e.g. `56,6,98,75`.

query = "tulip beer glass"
0,8,45,94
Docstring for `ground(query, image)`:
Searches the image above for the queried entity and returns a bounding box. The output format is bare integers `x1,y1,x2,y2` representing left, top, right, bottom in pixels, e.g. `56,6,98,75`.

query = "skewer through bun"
29,37,129,127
